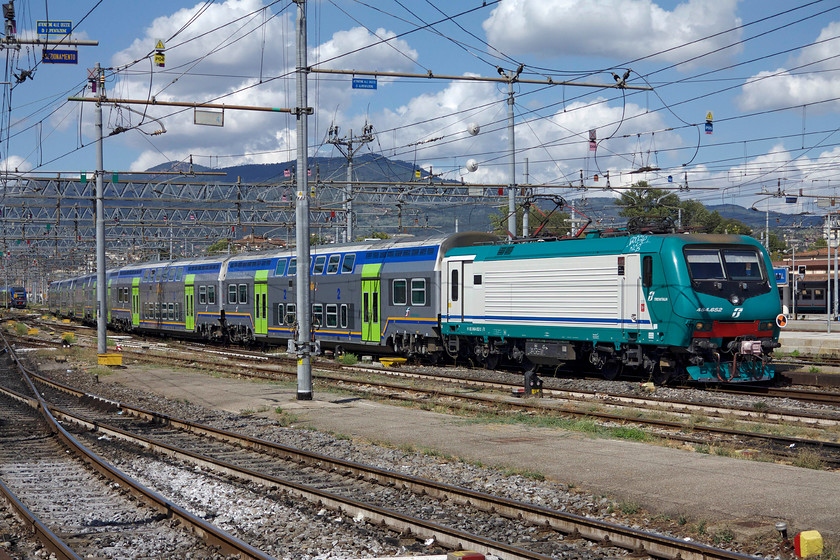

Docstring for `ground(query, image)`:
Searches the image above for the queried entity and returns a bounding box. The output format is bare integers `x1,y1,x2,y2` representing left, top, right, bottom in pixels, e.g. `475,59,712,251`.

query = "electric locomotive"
440,232,783,383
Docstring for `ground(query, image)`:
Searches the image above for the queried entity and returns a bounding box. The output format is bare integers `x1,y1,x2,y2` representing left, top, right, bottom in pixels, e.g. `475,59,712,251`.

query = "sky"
3,0,840,224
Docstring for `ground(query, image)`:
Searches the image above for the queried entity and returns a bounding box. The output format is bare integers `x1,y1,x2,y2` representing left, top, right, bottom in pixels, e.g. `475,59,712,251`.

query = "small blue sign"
352,77,377,90
42,49,78,64
704,122,713,134
36,20,72,35
774,267,788,287
786,196,798,203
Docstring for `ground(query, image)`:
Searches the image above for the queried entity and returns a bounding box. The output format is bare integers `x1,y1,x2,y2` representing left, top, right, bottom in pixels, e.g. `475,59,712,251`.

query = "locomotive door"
361,263,382,342
446,258,473,322
131,278,140,327
254,270,268,336
619,254,641,336
184,274,195,332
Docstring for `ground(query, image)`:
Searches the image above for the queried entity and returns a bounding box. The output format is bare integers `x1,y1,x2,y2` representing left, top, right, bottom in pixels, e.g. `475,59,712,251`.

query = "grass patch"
752,401,769,413
619,501,641,515
14,322,28,335
712,528,735,545
792,448,826,470
273,407,300,426
88,365,116,377
336,352,359,365
61,332,76,345
809,366,821,374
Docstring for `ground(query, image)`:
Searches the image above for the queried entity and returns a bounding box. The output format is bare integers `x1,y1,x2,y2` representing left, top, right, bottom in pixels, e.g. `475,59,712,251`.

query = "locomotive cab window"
685,247,765,282
642,256,653,288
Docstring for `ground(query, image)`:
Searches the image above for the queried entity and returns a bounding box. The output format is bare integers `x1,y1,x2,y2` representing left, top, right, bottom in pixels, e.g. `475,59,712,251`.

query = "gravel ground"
15,349,805,560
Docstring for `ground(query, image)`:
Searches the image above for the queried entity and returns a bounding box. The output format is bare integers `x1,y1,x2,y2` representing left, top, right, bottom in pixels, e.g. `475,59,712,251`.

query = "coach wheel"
334,345,345,358
600,360,622,381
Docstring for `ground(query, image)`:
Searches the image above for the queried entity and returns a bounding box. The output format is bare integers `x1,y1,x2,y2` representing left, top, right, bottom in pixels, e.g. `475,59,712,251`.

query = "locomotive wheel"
651,364,670,385
483,354,500,371
600,360,622,380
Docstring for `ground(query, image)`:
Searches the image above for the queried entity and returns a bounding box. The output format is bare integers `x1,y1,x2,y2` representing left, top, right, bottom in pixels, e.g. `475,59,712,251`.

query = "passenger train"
1,285,27,309
48,231,784,383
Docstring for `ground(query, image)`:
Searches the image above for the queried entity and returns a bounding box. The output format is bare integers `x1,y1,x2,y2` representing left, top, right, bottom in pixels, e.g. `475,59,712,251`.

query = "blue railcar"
0,285,27,308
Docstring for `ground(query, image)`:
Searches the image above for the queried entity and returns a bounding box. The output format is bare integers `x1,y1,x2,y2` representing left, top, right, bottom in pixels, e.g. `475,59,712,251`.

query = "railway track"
0,335,292,560
9,326,840,469
20,366,769,560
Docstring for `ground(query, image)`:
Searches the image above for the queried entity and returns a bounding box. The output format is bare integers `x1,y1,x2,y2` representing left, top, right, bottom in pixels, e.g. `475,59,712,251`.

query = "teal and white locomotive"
440,232,782,383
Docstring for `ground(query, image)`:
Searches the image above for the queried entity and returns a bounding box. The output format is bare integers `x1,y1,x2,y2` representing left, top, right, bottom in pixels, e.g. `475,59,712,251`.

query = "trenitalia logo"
732,307,744,318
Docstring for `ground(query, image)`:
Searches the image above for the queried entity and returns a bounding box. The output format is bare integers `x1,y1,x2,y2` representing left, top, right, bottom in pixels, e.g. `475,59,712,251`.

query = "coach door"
445,258,473,322
361,263,382,342
254,271,268,336
184,274,195,331
131,278,140,327
107,280,112,323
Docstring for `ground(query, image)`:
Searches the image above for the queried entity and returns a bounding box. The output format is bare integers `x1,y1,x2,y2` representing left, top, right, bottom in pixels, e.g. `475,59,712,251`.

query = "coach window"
326,254,341,274
411,279,426,305
312,304,323,327
642,256,653,288
168,268,176,281
285,303,296,325
392,279,407,305
451,269,459,302
198,286,207,305
341,253,356,273
228,284,238,304
142,269,150,282
238,284,248,304
288,258,297,276
340,304,349,328
207,285,216,305
175,303,181,321
313,255,326,275
176,268,183,281
326,304,338,327
275,258,287,276
155,302,160,319
168,303,175,320
275,303,284,325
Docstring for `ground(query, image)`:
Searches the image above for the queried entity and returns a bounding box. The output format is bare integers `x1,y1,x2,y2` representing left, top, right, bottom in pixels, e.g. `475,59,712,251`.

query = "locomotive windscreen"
685,247,765,282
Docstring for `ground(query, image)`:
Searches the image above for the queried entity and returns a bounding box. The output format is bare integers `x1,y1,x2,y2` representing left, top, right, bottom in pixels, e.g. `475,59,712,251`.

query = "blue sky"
4,0,840,219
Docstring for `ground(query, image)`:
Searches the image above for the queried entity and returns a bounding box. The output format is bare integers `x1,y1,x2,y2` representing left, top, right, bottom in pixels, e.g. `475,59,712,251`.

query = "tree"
207,239,232,255
616,181,680,222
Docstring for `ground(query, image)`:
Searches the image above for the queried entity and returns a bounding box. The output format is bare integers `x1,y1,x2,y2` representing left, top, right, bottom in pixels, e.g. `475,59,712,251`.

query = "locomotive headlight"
759,321,775,331
694,321,712,331
729,294,741,305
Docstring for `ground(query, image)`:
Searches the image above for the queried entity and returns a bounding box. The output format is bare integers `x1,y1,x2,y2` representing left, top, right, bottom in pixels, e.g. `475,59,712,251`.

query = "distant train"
1,285,27,309
48,231,783,383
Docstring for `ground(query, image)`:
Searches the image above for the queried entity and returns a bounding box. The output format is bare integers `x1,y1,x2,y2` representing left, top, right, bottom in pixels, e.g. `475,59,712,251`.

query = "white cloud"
738,21,840,113
482,0,742,66
312,27,418,71
1,155,32,173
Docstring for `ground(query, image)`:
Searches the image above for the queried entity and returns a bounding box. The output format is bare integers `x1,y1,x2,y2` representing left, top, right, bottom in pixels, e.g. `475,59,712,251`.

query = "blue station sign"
42,49,78,64
36,20,72,35
774,267,789,287
352,77,377,90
